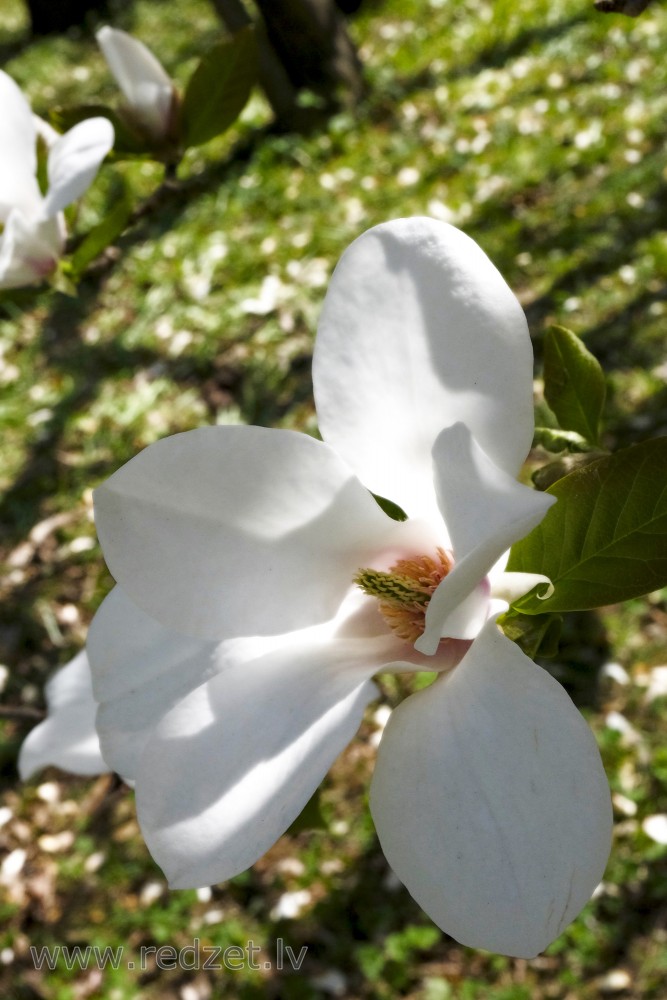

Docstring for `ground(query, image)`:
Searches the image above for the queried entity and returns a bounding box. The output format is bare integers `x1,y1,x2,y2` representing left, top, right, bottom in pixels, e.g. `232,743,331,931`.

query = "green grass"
1,0,666,997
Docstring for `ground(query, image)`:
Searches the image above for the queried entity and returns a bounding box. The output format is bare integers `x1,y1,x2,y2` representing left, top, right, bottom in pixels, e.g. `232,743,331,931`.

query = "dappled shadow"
0,330,156,547
368,10,591,129
450,12,591,82
0,124,311,697
370,11,589,113
0,123,270,545
459,156,667,379
522,176,667,361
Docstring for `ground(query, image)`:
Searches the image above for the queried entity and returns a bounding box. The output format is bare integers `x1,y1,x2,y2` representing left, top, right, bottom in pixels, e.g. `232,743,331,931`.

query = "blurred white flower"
642,814,667,845
0,71,113,289
96,26,176,141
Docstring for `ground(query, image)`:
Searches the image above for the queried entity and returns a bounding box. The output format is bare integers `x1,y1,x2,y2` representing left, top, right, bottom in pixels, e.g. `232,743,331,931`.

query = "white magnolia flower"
42,219,610,957
18,651,108,779
0,71,114,289
96,26,176,141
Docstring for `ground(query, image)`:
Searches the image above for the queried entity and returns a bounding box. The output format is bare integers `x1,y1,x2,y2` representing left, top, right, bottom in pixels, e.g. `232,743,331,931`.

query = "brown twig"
0,704,46,721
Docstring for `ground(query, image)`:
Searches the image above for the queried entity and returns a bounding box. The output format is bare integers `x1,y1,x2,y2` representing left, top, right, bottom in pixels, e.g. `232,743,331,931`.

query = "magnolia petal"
488,597,510,618
370,621,612,958
0,70,41,222
87,586,217,703
96,658,220,782
89,583,446,781
491,571,554,604
18,652,109,779
134,638,382,888
43,117,114,216
0,208,62,289
430,580,491,641
432,424,554,560
94,425,403,641
416,424,555,653
87,587,223,780
313,218,534,520
96,26,174,138
33,114,60,149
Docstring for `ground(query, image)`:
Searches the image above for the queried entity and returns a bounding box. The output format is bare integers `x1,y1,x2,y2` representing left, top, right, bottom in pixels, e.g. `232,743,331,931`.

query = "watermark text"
30,938,307,972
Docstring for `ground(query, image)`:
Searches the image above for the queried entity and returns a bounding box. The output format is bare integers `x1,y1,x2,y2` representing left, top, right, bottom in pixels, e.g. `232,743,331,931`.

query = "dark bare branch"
594,0,653,16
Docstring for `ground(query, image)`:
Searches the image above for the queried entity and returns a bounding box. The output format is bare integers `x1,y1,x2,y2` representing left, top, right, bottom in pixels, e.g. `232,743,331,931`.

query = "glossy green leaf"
532,451,608,491
533,426,594,454
508,437,667,612
181,27,258,149
372,493,408,522
499,609,563,659
543,325,606,445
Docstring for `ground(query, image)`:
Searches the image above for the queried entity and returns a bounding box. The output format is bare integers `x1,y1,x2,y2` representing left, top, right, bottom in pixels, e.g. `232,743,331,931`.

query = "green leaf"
508,437,667,612
181,27,258,149
532,426,595,454
49,105,149,157
499,609,563,658
385,925,441,962
543,325,606,445
69,185,134,279
35,134,50,197
372,493,408,522
49,263,78,297
532,451,609,491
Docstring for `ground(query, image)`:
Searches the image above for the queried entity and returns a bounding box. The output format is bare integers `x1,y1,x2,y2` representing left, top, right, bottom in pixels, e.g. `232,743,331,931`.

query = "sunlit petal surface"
371,622,612,957
313,218,534,520
44,117,114,216
94,425,410,640
416,424,555,652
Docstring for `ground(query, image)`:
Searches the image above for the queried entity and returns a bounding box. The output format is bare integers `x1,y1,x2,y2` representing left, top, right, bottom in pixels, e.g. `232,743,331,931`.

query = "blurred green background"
1,0,666,996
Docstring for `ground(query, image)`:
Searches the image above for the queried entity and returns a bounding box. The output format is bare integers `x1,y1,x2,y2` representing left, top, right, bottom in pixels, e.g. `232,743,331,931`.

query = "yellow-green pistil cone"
354,568,433,607
354,548,452,643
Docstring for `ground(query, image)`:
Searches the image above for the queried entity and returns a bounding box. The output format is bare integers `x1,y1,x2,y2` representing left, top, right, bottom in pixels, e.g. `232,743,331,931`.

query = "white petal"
94,425,403,641
90,582,449,783
18,652,109,779
430,579,491,641
313,219,535,520
87,586,216,703
433,424,554,561
135,637,381,888
416,424,555,653
43,118,114,216
0,208,62,289
0,70,40,221
87,587,222,780
491,572,554,604
33,114,60,149
370,621,612,958
96,26,174,138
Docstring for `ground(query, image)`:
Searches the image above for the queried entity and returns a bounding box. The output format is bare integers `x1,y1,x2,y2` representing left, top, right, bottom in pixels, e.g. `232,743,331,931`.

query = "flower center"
354,548,452,643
